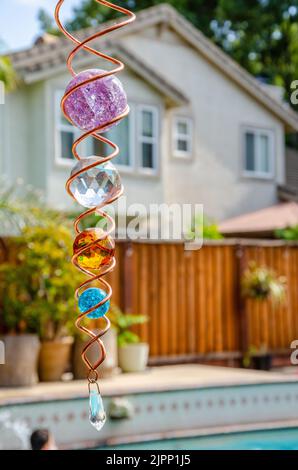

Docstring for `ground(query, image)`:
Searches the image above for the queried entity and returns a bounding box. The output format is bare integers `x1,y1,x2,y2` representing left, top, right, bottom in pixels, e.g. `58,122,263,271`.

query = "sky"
0,0,82,52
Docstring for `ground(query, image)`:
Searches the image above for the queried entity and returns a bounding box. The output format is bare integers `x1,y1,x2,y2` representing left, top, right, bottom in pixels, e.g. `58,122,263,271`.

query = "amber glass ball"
73,228,115,270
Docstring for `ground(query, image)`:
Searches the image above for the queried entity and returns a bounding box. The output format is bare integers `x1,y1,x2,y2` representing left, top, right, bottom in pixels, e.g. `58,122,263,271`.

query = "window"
96,105,159,172
93,113,133,168
55,90,79,165
54,91,160,174
138,106,159,172
173,117,193,157
243,128,274,178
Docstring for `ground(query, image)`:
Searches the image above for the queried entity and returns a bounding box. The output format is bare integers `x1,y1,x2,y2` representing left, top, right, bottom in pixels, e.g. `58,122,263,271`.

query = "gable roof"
8,3,298,131
13,40,189,107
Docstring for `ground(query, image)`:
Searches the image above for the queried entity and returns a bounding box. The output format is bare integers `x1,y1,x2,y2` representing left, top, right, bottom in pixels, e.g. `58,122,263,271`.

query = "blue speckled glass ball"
78,287,110,319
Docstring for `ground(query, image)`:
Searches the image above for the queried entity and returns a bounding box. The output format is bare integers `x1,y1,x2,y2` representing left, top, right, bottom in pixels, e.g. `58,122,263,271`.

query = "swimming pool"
98,428,298,450
2,365,298,450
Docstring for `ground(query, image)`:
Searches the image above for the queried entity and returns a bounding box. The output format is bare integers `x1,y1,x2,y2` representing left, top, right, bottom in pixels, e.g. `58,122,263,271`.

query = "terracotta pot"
118,343,149,373
0,334,40,387
39,337,73,382
73,328,119,379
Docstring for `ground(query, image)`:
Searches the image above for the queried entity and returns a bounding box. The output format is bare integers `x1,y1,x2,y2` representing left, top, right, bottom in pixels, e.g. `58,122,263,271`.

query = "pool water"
99,428,298,450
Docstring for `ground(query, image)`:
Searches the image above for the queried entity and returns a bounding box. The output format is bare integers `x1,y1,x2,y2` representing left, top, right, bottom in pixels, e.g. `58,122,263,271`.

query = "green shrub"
0,56,18,92
188,214,223,240
275,225,298,241
0,224,84,339
108,304,148,347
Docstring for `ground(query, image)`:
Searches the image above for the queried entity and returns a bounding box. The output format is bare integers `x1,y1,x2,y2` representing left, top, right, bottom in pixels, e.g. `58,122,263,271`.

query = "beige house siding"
43,66,167,210
1,8,291,222
124,28,285,221
0,82,48,194
1,88,31,184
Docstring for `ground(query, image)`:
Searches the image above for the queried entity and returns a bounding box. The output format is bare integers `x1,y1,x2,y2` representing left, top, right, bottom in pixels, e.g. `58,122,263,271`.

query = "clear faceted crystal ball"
70,157,122,208
64,69,127,132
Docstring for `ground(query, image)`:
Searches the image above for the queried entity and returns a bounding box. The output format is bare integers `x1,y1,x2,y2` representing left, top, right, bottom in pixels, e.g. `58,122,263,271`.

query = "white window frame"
173,116,193,158
106,103,135,172
137,104,159,175
54,92,160,175
54,90,81,167
242,126,275,179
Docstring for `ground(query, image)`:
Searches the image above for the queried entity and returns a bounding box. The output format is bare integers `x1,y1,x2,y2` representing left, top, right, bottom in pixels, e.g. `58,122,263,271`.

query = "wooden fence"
1,238,298,364
106,240,298,365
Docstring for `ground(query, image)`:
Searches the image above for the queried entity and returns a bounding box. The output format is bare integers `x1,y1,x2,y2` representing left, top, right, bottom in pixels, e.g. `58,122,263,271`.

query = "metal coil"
54,1,135,384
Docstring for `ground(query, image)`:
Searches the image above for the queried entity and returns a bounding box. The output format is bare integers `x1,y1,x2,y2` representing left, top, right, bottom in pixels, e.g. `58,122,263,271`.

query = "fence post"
235,243,248,360
122,241,133,313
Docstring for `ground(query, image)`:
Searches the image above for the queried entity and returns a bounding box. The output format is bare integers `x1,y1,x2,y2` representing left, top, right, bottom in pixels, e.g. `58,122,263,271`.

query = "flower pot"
118,343,149,373
73,328,119,379
38,337,73,382
0,334,40,387
251,354,272,371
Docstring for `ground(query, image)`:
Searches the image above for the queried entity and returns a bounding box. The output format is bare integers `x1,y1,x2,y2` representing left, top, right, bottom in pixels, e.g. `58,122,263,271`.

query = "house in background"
1,3,298,223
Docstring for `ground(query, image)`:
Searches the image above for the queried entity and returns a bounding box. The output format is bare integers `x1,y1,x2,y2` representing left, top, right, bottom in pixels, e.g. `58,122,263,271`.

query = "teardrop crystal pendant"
89,388,106,431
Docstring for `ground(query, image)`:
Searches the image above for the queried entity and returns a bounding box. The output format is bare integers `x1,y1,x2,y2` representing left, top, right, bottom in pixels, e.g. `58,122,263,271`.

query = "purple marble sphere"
64,69,127,132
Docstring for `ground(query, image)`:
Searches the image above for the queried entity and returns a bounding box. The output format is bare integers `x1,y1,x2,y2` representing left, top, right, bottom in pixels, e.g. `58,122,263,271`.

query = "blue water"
99,428,298,450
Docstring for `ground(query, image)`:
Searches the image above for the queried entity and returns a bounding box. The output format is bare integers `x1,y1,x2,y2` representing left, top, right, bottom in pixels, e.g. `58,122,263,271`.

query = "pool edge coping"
1,379,298,407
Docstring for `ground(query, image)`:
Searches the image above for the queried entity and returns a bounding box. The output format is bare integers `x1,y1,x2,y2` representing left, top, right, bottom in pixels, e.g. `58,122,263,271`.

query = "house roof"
9,36,189,108
7,3,298,131
219,202,298,235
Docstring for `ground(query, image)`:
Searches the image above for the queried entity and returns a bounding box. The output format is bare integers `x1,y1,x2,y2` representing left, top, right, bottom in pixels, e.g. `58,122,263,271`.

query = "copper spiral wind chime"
54,1,135,431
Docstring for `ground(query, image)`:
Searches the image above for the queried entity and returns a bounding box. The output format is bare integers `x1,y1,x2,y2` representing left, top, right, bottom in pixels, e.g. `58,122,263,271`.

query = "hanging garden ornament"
54,0,136,431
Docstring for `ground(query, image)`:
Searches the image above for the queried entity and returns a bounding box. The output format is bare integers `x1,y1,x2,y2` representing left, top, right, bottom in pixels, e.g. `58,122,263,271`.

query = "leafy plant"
275,225,298,240
0,179,68,236
108,304,148,347
0,224,84,340
188,214,223,241
243,344,269,368
241,262,286,304
0,56,18,92
37,10,62,37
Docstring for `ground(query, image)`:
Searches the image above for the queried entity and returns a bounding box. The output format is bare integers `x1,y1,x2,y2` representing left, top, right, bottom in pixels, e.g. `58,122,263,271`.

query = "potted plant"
0,223,84,382
241,262,286,303
0,183,68,386
241,262,286,371
0,270,40,387
109,305,149,373
243,345,272,371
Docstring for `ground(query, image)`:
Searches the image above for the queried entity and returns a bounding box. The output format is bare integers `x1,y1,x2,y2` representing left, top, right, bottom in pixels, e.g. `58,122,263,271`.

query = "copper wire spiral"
54,1,135,385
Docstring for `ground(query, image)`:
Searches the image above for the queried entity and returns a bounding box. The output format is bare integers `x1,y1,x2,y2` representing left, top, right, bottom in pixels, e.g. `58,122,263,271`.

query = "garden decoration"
54,1,135,431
